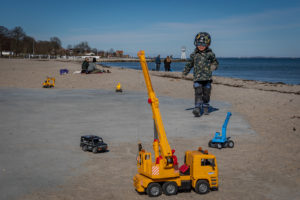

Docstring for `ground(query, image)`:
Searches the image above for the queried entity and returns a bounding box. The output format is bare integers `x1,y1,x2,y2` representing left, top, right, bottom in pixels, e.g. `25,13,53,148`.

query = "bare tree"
50,37,62,55
66,44,73,56
22,36,35,54
0,26,11,54
74,41,90,55
0,25,111,58
36,40,52,55
10,26,26,55
91,48,98,55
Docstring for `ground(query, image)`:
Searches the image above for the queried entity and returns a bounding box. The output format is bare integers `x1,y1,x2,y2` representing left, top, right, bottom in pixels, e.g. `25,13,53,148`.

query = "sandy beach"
0,58,299,200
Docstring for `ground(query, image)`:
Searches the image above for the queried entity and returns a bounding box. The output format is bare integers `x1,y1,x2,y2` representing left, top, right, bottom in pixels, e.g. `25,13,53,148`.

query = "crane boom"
137,50,172,160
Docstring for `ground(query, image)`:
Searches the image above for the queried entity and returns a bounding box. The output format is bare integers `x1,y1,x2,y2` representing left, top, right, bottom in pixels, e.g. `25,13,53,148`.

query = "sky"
1,0,300,58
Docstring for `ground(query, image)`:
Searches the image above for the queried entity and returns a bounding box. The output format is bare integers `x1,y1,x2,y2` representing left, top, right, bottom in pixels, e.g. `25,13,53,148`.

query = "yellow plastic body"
116,82,122,91
134,149,218,193
184,150,218,189
43,77,55,88
133,50,218,194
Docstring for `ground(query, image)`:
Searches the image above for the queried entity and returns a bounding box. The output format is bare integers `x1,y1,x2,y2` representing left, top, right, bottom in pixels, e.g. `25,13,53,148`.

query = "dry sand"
0,58,299,200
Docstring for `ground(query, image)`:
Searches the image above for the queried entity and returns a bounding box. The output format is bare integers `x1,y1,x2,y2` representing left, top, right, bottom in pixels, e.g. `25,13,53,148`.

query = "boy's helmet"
194,32,211,47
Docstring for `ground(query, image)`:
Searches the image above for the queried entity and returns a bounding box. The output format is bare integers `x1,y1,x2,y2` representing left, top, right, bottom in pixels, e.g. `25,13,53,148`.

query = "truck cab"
181,149,218,193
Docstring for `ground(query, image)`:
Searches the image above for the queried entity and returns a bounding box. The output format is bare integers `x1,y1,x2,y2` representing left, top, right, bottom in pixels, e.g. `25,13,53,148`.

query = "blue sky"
1,0,300,57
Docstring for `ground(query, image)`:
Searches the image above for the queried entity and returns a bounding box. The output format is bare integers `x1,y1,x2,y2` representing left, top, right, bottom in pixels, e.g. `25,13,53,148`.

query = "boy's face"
197,45,207,51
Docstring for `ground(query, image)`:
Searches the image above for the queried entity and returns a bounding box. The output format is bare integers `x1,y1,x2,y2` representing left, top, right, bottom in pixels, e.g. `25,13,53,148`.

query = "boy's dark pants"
193,81,211,110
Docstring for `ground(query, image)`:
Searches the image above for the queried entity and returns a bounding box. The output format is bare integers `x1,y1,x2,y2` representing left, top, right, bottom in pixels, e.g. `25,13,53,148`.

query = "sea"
100,58,300,85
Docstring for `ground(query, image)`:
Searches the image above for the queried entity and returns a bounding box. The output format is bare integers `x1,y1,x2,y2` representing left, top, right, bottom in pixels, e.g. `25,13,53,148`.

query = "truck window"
201,159,214,167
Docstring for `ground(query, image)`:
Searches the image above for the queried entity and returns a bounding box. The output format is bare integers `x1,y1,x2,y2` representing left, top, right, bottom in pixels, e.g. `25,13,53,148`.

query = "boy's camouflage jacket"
182,48,218,82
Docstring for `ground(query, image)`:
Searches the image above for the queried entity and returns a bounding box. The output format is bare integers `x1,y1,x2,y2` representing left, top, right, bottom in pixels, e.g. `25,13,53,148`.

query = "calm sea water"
100,58,300,85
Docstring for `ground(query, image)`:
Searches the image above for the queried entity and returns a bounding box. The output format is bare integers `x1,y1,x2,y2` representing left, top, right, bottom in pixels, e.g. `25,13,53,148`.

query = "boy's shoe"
203,106,209,115
193,107,201,117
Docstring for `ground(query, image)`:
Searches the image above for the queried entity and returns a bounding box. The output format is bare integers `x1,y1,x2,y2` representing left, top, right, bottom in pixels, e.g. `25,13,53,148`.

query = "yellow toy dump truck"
43,77,55,88
133,51,218,197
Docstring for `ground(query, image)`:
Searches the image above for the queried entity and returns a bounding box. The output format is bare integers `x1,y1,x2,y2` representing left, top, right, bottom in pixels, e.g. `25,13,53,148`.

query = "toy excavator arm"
138,50,173,160
222,112,232,134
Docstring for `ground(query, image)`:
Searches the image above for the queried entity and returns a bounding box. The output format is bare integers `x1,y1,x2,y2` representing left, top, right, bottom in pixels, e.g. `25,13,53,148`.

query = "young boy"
182,32,218,117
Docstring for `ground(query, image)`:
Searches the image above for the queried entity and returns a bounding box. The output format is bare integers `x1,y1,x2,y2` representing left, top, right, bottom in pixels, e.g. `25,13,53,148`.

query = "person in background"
182,32,218,117
155,55,161,71
86,57,97,73
86,57,106,74
164,56,172,71
81,57,89,73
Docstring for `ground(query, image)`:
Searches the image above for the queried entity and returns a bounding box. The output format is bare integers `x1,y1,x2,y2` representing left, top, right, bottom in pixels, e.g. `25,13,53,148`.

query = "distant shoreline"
97,57,300,62
1,56,299,62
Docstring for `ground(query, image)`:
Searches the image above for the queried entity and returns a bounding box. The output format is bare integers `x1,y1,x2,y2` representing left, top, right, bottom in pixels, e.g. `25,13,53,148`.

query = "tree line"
0,25,102,57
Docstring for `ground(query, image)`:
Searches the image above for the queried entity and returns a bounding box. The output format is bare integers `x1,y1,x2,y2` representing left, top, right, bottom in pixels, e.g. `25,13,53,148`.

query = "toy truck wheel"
195,180,210,194
208,140,213,147
146,183,162,197
92,147,98,153
228,140,234,148
162,182,178,196
82,145,88,151
217,143,222,149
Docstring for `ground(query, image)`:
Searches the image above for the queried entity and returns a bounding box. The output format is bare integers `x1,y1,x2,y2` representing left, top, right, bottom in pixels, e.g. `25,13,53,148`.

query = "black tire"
146,183,162,197
228,140,234,148
217,143,222,149
208,140,213,147
92,147,98,153
82,145,88,151
162,182,178,196
195,180,210,194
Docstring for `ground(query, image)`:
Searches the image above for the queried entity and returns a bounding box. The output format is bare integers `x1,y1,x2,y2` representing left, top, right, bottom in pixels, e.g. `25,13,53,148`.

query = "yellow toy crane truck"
42,77,55,88
133,51,219,197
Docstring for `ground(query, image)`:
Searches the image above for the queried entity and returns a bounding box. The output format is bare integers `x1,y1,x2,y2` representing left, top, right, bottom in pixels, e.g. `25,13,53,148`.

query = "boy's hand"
211,65,217,71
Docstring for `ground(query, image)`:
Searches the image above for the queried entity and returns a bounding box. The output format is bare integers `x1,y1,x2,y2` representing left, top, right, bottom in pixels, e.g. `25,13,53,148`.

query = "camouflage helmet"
194,32,211,47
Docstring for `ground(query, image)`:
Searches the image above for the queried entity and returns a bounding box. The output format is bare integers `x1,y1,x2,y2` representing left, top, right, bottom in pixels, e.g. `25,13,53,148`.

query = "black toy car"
80,135,108,153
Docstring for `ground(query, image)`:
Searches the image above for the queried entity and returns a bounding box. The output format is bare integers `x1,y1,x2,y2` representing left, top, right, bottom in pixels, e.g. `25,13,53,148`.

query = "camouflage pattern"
182,48,218,82
194,32,211,46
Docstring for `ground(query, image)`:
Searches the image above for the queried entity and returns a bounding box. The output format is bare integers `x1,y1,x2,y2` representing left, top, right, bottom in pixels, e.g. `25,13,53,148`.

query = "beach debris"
60,69,69,75
116,82,122,92
73,70,81,74
290,115,300,119
42,77,55,88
